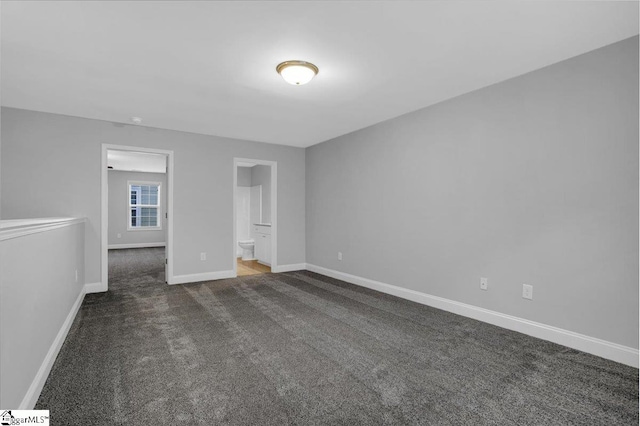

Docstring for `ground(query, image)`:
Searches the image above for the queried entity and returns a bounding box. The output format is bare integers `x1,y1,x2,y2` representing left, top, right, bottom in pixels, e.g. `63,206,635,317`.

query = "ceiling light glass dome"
276,61,319,85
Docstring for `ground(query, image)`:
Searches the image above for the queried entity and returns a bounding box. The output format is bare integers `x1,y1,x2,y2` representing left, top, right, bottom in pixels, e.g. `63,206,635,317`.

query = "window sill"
127,227,162,232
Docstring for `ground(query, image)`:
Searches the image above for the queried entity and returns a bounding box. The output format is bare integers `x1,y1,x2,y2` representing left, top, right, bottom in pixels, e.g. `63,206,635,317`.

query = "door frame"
233,158,277,276
101,144,175,290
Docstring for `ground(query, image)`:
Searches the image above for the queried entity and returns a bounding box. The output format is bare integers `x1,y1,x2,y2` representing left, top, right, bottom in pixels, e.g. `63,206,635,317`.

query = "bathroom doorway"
233,158,277,276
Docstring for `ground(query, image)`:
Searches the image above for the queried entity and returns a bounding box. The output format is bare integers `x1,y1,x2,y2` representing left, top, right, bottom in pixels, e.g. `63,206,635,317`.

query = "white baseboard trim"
84,282,107,293
305,264,639,368
108,242,165,249
19,287,86,409
169,270,235,285
272,263,307,273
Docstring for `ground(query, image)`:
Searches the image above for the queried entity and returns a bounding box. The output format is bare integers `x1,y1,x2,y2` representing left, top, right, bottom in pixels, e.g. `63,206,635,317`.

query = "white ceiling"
108,150,166,174
2,1,638,148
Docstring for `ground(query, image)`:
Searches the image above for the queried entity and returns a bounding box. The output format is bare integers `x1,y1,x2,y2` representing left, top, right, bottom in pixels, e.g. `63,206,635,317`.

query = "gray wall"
108,170,167,246
306,36,639,348
237,167,252,187
0,221,85,408
1,109,306,282
251,165,271,223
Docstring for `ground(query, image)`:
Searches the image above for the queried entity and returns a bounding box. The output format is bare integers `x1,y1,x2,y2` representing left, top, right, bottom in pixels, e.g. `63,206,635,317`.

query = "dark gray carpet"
36,248,638,425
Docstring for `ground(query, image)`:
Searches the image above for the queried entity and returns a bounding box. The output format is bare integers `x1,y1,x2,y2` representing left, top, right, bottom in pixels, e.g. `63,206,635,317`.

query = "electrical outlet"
200,252,207,261
75,269,78,283
480,277,488,290
338,252,343,261
522,284,533,300
117,233,122,239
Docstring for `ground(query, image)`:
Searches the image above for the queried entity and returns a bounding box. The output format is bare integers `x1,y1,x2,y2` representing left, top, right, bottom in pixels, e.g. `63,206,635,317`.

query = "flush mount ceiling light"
276,61,319,85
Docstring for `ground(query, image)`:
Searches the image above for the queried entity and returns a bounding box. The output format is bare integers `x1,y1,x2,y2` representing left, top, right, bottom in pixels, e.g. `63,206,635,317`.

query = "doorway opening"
233,158,277,277
101,145,174,290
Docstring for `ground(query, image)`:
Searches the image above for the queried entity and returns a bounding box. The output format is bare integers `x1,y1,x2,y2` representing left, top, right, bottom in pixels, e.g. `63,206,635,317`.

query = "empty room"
0,1,638,424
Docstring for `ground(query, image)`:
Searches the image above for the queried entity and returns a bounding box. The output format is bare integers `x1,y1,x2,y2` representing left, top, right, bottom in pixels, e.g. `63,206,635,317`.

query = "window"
128,182,161,230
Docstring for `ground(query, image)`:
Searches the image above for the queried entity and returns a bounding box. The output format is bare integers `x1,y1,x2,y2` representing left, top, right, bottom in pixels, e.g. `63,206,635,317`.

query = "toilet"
238,239,255,260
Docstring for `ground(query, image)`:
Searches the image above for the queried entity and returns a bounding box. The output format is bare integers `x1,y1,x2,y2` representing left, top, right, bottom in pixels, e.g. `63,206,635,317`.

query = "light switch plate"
522,284,533,300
